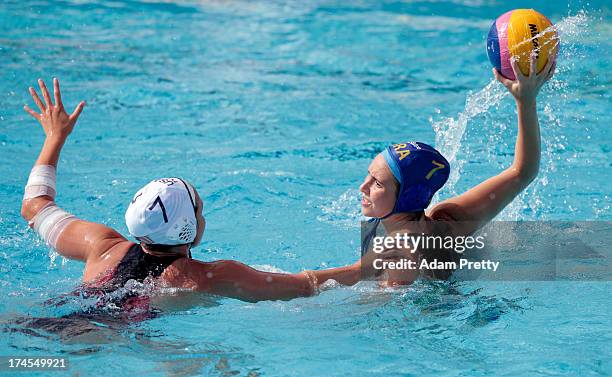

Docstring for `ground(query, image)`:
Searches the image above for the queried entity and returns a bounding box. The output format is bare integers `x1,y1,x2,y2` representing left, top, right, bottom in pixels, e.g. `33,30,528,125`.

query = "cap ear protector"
381,142,450,215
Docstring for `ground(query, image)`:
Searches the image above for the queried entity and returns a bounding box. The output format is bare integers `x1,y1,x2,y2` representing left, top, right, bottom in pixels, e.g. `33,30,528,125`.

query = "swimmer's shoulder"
427,202,465,222
161,258,240,291
83,240,134,283
426,204,474,236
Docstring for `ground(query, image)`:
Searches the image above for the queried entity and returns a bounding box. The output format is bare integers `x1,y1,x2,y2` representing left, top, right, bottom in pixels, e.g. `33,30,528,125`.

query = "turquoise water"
1,0,610,375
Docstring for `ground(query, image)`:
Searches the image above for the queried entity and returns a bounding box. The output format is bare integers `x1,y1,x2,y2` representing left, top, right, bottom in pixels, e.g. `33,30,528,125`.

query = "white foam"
251,264,290,274
317,188,365,229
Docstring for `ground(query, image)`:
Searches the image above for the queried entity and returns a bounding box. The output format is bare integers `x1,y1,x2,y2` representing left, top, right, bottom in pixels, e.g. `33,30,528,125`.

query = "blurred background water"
0,0,610,375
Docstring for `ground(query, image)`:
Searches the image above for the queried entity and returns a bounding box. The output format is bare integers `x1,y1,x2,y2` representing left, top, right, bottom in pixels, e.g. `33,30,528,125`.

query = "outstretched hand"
493,53,556,105
24,78,85,140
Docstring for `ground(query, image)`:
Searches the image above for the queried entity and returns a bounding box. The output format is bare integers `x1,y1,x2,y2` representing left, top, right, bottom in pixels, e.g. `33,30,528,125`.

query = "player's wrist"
301,270,320,296
515,97,536,109
44,134,68,146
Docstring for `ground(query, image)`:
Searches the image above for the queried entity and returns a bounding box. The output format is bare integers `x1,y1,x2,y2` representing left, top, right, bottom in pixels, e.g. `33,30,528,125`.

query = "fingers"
510,57,524,81
492,68,512,87
545,61,556,82
550,61,557,76
53,78,63,109
29,87,45,112
537,57,556,84
23,105,41,121
38,79,52,108
529,52,537,77
542,55,554,75
69,101,86,121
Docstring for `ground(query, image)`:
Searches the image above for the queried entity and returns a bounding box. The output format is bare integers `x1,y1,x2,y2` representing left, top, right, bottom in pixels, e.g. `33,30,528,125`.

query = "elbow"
21,198,51,224
511,164,539,186
522,168,539,185
21,199,34,222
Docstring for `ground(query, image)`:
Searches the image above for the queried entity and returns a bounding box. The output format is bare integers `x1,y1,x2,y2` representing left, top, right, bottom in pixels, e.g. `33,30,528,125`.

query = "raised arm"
21,78,127,262
428,55,556,234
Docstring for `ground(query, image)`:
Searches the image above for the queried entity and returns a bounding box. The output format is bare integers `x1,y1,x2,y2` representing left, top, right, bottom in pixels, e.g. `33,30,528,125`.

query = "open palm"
24,78,85,139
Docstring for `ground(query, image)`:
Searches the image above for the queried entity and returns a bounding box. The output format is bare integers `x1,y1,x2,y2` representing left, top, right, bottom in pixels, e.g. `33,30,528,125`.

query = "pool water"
0,0,610,375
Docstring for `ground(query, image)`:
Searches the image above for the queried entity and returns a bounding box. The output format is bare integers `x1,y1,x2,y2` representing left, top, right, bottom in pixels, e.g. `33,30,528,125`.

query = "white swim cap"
125,178,198,245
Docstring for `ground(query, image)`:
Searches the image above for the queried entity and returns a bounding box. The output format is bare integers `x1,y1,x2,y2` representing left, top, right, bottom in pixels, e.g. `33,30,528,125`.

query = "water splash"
432,79,507,198
251,264,289,273
431,11,592,219
317,188,364,229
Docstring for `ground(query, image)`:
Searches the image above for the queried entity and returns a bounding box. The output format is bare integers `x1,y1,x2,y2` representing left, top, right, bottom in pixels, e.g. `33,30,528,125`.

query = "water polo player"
21,78,360,306
358,55,556,284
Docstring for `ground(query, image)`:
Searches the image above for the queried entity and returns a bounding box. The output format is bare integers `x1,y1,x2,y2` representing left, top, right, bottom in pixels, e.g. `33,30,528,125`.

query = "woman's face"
191,189,206,247
359,154,399,218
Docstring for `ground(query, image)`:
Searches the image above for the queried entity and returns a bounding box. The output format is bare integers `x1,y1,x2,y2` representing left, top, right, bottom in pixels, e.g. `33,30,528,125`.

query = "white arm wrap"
24,165,57,200
31,203,77,249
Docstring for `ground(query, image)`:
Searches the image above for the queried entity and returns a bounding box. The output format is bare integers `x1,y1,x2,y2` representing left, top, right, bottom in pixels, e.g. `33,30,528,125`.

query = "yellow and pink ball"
487,9,559,79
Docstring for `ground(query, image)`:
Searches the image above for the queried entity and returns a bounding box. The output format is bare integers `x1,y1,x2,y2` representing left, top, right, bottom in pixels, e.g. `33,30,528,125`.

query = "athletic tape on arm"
24,165,57,200
31,203,78,249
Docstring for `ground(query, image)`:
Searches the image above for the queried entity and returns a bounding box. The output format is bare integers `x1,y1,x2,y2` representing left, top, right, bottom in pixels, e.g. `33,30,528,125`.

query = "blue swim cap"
381,142,450,214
